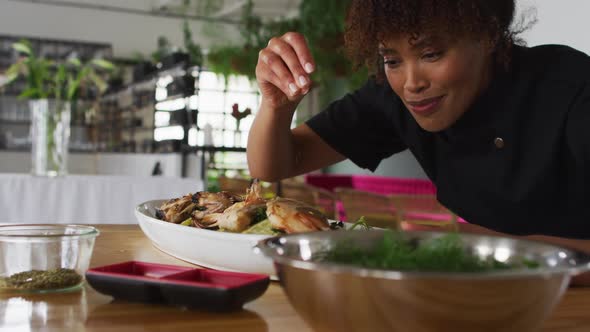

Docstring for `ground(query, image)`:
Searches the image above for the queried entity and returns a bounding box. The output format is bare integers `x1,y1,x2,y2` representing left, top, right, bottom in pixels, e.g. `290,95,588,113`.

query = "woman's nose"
403,66,429,94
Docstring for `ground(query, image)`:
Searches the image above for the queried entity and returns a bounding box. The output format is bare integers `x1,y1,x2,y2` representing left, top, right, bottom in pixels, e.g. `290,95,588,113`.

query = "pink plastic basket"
351,175,437,195
304,174,354,192
304,174,463,223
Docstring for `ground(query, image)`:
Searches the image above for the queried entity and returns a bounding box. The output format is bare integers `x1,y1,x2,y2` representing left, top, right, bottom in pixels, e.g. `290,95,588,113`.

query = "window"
154,68,297,175
194,71,260,148
153,69,268,147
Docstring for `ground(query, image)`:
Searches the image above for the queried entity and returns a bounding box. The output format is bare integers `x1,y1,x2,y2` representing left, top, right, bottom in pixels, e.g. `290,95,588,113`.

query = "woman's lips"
406,96,445,115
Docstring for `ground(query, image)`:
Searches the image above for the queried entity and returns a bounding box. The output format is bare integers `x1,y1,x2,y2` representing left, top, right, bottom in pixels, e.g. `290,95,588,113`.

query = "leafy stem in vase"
231,103,252,131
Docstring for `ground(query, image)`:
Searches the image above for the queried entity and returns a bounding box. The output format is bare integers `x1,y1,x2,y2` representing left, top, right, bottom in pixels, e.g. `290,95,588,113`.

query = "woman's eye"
423,51,443,61
383,59,400,68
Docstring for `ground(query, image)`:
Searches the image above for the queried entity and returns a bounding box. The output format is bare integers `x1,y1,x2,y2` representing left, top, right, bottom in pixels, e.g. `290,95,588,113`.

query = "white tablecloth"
0,173,203,224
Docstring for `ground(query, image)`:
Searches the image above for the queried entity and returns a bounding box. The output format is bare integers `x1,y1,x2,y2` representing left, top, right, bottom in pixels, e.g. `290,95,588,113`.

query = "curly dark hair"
345,0,534,81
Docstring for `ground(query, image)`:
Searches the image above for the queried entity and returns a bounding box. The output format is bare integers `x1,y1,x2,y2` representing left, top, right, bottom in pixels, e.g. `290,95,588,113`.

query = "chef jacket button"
494,137,505,149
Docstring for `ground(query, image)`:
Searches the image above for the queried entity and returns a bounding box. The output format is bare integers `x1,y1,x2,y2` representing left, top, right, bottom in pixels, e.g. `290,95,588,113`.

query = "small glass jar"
0,224,99,293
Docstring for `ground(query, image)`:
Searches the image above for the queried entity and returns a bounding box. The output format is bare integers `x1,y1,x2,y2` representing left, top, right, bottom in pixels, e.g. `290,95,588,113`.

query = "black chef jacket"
306,44,590,239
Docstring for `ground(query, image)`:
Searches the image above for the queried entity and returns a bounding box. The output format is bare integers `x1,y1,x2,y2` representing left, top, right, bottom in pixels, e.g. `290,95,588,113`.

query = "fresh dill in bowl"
314,230,540,272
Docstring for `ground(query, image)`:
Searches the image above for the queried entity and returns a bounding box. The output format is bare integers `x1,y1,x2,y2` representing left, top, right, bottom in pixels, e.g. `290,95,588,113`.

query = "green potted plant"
206,0,299,84
204,0,366,95
299,0,368,89
183,21,203,67
2,39,114,176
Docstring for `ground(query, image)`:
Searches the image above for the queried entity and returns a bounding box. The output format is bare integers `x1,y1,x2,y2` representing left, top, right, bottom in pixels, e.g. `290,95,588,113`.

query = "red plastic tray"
86,261,270,311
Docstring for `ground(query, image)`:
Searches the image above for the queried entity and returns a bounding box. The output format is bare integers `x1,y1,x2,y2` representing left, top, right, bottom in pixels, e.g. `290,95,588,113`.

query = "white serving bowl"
135,200,275,276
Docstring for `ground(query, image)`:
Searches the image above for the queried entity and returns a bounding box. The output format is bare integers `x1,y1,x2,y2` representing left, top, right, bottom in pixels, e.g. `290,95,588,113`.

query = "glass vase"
30,99,71,177
233,129,242,147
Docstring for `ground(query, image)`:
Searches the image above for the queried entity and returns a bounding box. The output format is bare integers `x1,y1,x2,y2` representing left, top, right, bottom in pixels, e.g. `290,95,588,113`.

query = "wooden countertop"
1,225,589,332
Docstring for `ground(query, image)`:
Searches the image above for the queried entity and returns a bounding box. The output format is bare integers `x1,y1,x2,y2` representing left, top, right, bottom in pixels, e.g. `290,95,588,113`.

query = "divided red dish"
86,261,270,311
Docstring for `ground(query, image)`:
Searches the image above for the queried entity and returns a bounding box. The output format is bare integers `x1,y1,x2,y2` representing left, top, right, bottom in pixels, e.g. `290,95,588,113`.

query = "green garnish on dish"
251,207,268,225
180,218,192,226
349,216,372,230
242,219,283,235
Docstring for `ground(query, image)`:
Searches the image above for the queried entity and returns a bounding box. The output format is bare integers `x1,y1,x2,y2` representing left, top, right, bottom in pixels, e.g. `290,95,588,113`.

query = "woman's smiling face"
379,35,494,132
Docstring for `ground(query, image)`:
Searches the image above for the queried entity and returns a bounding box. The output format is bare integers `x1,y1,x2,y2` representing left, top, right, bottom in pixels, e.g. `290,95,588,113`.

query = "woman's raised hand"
256,32,315,110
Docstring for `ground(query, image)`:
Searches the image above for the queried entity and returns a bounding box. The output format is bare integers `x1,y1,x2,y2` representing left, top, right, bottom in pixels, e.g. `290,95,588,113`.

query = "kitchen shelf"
155,94,187,104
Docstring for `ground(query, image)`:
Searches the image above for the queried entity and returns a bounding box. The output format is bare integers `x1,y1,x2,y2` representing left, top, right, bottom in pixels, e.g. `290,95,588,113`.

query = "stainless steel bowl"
255,230,590,332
